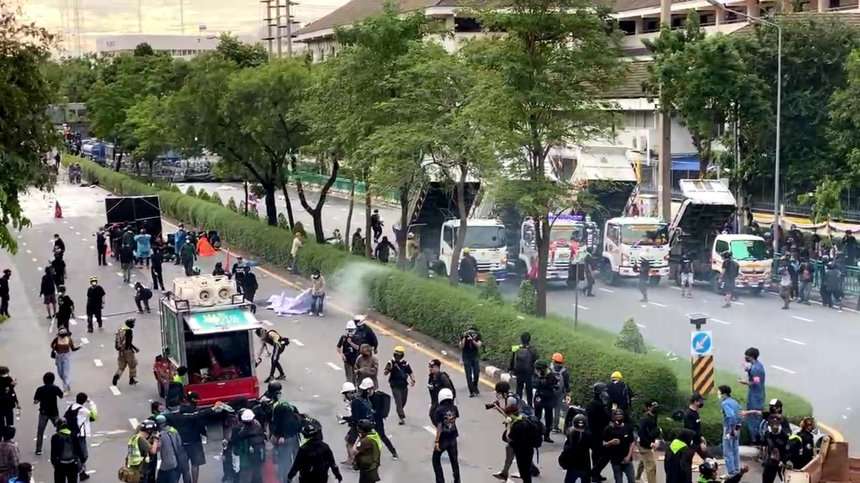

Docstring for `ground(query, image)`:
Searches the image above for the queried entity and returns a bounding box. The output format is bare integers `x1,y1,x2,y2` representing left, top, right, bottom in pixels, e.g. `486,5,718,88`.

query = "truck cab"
439,218,508,281
515,213,596,282
601,217,670,285
710,234,771,294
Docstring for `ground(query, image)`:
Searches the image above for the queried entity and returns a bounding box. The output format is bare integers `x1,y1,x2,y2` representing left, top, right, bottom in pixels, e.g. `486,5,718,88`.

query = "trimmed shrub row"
69,156,811,442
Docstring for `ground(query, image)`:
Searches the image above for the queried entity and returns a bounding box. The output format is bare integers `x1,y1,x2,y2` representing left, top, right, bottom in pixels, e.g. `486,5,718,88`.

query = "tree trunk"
147,159,155,181
295,157,339,243
243,182,249,216
345,176,356,251
534,212,549,316
365,189,373,258
448,164,469,286
263,184,278,226
279,180,296,229
397,187,409,267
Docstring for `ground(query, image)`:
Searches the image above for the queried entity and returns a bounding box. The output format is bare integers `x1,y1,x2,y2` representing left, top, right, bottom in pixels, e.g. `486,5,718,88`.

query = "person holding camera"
119,419,159,483
458,327,482,398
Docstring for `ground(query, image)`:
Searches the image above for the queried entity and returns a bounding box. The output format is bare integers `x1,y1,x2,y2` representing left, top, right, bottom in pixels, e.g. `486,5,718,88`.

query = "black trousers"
514,446,535,483
151,267,164,290
374,418,397,456
0,408,13,429
86,307,102,330
97,248,107,266
762,463,782,483
0,295,8,316
514,372,534,407
534,405,553,437
54,462,79,483
135,296,151,312
244,290,256,305
432,438,460,483
268,346,285,379
463,357,480,395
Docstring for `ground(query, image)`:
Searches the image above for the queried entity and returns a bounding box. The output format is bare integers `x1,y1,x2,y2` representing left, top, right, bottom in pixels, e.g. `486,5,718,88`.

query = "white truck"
513,213,597,282
600,216,671,286
438,218,508,281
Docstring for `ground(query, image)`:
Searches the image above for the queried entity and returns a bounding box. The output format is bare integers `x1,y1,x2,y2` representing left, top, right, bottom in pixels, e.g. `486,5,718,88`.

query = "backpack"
372,391,392,420
58,432,77,462
513,346,533,373
439,372,456,401
516,415,545,449
244,432,267,464
115,328,127,351
64,406,83,437
272,401,303,437
510,393,534,417
549,366,566,393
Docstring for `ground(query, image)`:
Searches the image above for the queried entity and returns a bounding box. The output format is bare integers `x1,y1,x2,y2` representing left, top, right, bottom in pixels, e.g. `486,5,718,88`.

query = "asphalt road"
188,181,860,448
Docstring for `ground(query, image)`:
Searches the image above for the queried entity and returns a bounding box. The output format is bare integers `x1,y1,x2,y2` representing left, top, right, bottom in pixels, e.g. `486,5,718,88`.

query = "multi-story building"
95,34,259,59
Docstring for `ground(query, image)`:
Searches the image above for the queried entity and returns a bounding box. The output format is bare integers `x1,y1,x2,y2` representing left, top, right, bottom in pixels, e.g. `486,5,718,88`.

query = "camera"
484,400,501,410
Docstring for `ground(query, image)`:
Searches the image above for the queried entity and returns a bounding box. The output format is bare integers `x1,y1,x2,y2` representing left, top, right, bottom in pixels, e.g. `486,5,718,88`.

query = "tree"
124,95,172,179
214,34,268,68
0,3,57,252
43,54,105,103
463,0,625,315
828,50,860,188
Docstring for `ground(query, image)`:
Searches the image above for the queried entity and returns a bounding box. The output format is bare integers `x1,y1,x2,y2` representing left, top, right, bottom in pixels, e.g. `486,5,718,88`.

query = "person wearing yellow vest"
353,419,381,483
663,428,697,483
123,419,159,482
697,458,748,483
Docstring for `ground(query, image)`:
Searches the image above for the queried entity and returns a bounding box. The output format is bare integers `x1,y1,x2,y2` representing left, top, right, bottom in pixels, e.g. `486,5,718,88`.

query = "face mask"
312,274,319,279
91,282,97,286
718,393,726,400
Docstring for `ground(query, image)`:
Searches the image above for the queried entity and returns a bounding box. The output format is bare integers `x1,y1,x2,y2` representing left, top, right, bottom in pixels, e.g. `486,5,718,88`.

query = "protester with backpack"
532,361,559,444
432,388,460,483
602,409,636,483
232,410,265,483
509,332,539,407
361,378,398,460
63,393,97,481
489,381,533,481
112,318,140,387
255,328,289,383
549,353,570,434
51,418,83,483
427,359,456,426
287,417,343,482
505,403,544,483
267,382,303,482
339,382,375,465
606,372,634,415
558,414,595,483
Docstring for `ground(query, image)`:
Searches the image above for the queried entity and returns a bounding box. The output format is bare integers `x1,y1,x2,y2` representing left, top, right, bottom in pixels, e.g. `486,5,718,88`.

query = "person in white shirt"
65,392,97,481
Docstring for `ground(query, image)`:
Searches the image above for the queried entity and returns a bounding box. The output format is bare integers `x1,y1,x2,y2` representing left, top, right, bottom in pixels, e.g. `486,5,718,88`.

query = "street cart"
160,275,262,407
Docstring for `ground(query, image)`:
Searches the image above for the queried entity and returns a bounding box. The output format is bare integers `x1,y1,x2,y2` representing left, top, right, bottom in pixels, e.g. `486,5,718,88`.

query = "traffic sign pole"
687,313,714,395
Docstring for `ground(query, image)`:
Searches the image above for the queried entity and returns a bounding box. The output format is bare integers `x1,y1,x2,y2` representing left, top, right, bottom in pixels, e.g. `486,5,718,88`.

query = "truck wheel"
601,260,620,286
433,262,446,277
649,276,661,286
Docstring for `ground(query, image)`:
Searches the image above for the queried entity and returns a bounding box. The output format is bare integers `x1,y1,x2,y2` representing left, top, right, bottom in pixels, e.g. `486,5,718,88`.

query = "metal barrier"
293,172,398,202
770,258,860,296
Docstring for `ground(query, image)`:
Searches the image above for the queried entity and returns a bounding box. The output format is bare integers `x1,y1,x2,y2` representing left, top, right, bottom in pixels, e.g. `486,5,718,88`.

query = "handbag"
50,350,56,359
118,466,141,483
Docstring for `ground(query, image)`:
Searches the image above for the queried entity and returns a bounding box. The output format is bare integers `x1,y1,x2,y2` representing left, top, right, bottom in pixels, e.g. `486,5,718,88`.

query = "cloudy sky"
16,0,343,51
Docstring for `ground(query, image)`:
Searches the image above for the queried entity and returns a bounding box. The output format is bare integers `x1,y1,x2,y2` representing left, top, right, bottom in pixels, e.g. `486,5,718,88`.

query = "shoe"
146,309,151,313
98,324,103,329
80,473,90,481
543,436,554,443
392,453,399,460
46,315,52,320
276,374,286,380
129,378,138,385
87,328,93,333
492,472,508,480
35,450,42,455
111,374,119,386
318,313,324,317
469,392,477,398
264,377,273,383
137,311,144,314
398,419,405,425
722,303,731,308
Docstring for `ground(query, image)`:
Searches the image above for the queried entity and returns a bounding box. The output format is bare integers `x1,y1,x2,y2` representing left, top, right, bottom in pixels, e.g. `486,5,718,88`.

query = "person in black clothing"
51,253,66,288
509,332,539,407
682,393,705,445
40,266,57,319
721,251,740,307
231,257,245,294
505,404,538,483
150,249,165,291
532,361,559,444
635,400,661,483
352,316,378,353
586,383,610,483
339,383,374,464
698,458,749,483
165,395,219,483
762,414,791,483
606,372,634,415
0,367,18,430
0,269,10,317
789,417,816,471
55,286,74,332
374,236,396,263
664,428,697,483
240,267,258,306
212,262,226,276
582,248,596,297
96,228,108,266
53,234,66,257
34,372,64,455
361,379,398,459
558,414,594,483
602,409,635,483
383,346,415,425
679,249,694,298
432,388,460,483
458,327,482,397
370,209,383,243
119,244,134,283
51,417,84,483
458,249,478,285
427,359,455,425
85,277,105,333
636,257,651,302
287,418,343,482
134,282,153,313
108,225,123,261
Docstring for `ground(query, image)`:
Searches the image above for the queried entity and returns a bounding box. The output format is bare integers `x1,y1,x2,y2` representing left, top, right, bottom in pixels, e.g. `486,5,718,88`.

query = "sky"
16,0,345,52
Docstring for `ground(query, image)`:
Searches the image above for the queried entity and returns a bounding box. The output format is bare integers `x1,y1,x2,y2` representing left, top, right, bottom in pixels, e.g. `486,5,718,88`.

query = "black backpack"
64,406,83,437
372,391,392,420
273,401,303,436
516,415,546,449
513,346,533,373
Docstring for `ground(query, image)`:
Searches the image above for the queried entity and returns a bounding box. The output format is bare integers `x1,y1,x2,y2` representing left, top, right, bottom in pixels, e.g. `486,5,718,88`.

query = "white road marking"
80,337,89,344
598,287,614,293
109,386,122,396
770,365,797,374
261,320,274,326
781,337,806,346
326,362,342,371
292,339,305,346
25,249,31,254
93,359,103,367
31,258,37,262
711,318,731,325
636,323,646,328
649,301,667,307
116,273,123,277
70,319,77,326
423,425,437,435
22,242,26,246
670,286,681,291
75,232,80,235
575,304,589,311
129,418,139,430
792,315,813,322
733,301,745,306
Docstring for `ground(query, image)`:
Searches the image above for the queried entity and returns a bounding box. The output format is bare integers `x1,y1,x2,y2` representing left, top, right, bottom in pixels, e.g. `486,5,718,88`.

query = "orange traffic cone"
54,201,63,219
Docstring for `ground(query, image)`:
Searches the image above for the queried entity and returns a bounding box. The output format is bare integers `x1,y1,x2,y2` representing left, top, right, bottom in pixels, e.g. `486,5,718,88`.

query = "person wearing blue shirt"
134,230,152,268
718,385,742,476
738,347,766,444
173,224,186,265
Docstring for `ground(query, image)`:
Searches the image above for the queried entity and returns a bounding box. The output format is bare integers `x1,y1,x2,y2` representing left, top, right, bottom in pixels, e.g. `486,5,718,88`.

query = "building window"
618,19,636,35
454,17,481,32
643,18,660,32
699,12,715,26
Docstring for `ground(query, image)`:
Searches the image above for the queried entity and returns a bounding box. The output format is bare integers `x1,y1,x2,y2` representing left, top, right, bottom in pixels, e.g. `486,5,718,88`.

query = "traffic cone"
54,201,63,219
262,448,278,483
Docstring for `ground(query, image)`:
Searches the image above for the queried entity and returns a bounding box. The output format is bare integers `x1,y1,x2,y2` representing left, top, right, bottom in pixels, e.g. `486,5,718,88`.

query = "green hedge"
67,156,812,442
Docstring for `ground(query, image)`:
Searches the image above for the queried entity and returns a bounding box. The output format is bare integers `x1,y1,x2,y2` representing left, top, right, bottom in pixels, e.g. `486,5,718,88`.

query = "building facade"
95,34,259,59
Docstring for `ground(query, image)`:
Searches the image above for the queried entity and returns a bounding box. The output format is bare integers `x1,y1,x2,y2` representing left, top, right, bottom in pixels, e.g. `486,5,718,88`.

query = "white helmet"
345,320,357,330
353,315,365,325
240,408,255,422
341,382,356,393
358,378,374,390
438,388,454,403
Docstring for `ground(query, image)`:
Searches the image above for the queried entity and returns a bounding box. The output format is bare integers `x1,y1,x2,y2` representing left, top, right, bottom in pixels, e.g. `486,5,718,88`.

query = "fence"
292,172,399,202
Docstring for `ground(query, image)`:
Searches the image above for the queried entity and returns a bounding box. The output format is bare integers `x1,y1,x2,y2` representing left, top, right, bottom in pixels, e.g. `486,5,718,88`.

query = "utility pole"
285,0,295,56
138,0,143,33
72,0,82,56
180,0,185,34
261,0,274,58
275,0,282,58
658,0,672,221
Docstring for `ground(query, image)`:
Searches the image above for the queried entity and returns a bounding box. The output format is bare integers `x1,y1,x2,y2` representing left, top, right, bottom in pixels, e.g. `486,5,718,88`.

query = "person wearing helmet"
558,413,595,483
354,344,379,389
738,347,766,444
383,346,415,425
84,276,105,333
602,408,635,483
586,382,611,482
743,398,790,437
337,320,361,383
360,377,398,460
112,318,139,387
266,382,304,483
339,380,374,465
698,458,749,483
635,400,661,483
353,419,381,482
255,327,289,383
432,387,460,483
288,415,343,482
179,238,197,276
428,359,456,426
788,417,816,471
458,326,482,397
762,413,791,483
154,414,188,483
549,353,570,434
533,361,559,444
663,428,697,483
606,371,635,415
458,247,478,285
117,419,158,483
231,409,266,483
351,316,378,353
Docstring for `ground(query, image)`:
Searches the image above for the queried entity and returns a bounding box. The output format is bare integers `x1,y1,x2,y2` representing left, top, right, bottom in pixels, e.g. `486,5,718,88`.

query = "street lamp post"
706,0,782,254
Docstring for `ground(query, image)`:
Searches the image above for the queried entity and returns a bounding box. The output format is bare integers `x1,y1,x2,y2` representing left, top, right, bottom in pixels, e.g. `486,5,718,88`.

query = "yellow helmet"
611,371,623,380
394,346,405,354
89,276,98,283
462,247,471,254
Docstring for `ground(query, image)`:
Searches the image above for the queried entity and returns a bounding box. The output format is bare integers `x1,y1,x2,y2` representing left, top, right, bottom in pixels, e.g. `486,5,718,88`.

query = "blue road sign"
690,331,713,356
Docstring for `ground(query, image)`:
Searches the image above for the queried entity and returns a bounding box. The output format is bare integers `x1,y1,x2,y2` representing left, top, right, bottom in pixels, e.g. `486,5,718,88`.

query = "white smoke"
328,261,388,316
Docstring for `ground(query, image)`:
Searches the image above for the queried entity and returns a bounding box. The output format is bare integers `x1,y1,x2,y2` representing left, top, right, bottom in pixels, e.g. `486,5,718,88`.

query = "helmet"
611,408,625,418
301,418,322,439
407,233,415,239
462,247,470,254
552,353,563,363
55,418,68,429
358,378,374,391
572,413,588,429
592,382,607,398
534,360,548,372
357,419,374,433
438,388,454,403
611,371,622,380
699,458,719,478
394,346,405,354
57,327,70,336
345,320,357,330
769,398,783,412
341,382,356,393
353,315,365,325
89,276,97,283
192,266,201,275
140,419,157,431
267,382,282,394
155,414,168,429
125,317,136,324
240,409,255,422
